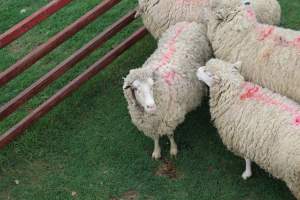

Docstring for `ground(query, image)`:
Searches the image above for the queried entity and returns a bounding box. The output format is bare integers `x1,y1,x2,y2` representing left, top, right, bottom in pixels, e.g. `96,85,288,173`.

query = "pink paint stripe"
154,24,189,85
243,5,300,51
240,83,300,126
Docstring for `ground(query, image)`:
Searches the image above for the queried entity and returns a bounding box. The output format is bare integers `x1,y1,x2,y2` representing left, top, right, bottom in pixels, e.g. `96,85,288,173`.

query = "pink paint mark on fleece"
294,116,300,126
292,37,300,49
240,83,300,126
244,5,256,22
163,71,177,86
154,24,187,85
257,26,275,41
156,25,185,70
243,5,300,51
240,84,259,100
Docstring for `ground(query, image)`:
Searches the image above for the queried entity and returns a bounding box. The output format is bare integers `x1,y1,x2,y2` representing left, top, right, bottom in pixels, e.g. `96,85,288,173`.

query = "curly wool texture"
123,22,212,138
138,0,281,39
208,4,300,103
206,59,300,199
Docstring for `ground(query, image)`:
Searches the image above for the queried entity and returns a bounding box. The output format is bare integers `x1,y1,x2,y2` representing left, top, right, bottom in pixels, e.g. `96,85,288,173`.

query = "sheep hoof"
242,171,252,180
152,151,161,160
170,148,178,158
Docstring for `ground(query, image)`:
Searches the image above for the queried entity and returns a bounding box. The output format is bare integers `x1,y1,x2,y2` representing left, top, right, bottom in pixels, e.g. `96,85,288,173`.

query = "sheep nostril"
147,105,156,110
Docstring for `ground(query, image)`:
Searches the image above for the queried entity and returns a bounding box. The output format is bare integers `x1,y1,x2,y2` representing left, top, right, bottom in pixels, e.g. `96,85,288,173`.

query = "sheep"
207,0,300,103
196,58,300,200
123,21,212,159
137,0,281,39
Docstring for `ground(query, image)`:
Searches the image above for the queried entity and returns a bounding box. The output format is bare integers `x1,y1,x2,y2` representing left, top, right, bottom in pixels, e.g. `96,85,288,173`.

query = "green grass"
0,0,299,199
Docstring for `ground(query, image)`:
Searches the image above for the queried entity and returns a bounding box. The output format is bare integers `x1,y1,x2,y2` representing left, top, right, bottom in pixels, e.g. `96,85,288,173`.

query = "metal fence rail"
0,0,148,149
0,10,137,121
0,0,72,48
0,0,121,86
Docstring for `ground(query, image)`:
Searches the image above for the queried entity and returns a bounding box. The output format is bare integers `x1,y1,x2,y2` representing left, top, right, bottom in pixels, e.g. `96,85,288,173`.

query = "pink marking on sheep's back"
240,85,259,100
244,5,256,22
243,5,300,51
163,71,177,85
240,83,300,126
154,24,189,85
294,116,300,126
293,37,300,48
156,25,185,70
257,26,275,41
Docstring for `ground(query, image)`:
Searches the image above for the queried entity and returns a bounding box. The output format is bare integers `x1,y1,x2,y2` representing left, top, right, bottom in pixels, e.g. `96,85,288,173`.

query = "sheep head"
197,59,243,87
123,68,157,113
209,0,256,23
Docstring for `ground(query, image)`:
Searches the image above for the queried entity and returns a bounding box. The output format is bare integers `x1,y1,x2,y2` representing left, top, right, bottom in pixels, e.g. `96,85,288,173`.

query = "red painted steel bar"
0,0,72,48
0,27,148,149
0,10,137,121
0,0,121,87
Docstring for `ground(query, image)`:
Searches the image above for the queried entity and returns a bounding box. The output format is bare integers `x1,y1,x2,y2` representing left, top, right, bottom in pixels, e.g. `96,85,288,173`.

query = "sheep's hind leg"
152,135,161,160
242,159,252,180
168,135,178,158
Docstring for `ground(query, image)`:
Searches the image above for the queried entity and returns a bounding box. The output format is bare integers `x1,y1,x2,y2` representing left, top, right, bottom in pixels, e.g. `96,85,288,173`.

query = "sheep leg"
168,135,178,158
242,159,252,180
152,135,161,160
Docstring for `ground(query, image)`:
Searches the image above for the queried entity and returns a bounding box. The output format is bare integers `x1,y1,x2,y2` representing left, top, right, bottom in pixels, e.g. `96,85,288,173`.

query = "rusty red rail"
0,27,148,149
0,10,137,121
0,0,72,48
0,0,121,86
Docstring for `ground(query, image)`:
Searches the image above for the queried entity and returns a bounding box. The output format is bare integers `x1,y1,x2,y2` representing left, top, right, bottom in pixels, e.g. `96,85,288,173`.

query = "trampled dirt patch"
111,190,139,200
155,158,181,179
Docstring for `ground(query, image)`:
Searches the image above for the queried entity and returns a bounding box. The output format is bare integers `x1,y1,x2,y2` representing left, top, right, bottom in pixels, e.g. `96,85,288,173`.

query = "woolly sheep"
137,0,281,39
123,22,212,159
197,59,300,199
208,0,300,103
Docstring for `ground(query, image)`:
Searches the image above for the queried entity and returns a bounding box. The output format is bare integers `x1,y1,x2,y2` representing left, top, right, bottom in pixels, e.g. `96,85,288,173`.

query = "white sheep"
197,59,300,200
137,0,281,39
208,0,300,103
123,21,212,159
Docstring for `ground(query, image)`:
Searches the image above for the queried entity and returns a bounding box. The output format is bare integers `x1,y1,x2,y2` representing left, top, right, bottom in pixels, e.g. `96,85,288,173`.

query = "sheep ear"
147,78,154,86
233,61,242,70
123,83,131,90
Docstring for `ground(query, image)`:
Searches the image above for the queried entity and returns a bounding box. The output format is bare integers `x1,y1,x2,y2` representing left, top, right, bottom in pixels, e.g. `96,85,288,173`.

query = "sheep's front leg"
152,135,161,160
242,159,252,180
168,135,178,158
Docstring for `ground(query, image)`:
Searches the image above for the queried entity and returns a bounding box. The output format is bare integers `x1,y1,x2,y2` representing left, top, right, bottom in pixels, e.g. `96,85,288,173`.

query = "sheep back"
138,0,281,38
208,5,300,103
206,59,300,199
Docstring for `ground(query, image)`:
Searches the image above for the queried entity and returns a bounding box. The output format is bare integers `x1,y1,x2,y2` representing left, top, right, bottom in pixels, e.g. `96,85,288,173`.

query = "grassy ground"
0,0,299,199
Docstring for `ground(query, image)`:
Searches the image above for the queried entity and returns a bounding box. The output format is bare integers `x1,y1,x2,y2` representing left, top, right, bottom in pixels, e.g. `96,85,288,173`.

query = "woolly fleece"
123,22,212,140
204,59,300,199
138,0,281,38
208,3,300,103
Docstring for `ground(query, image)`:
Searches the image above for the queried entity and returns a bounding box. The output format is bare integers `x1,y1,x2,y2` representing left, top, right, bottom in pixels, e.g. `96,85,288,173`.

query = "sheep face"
131,78,157,113
196,67,216,87
197,59,243,87
209,0,256,30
